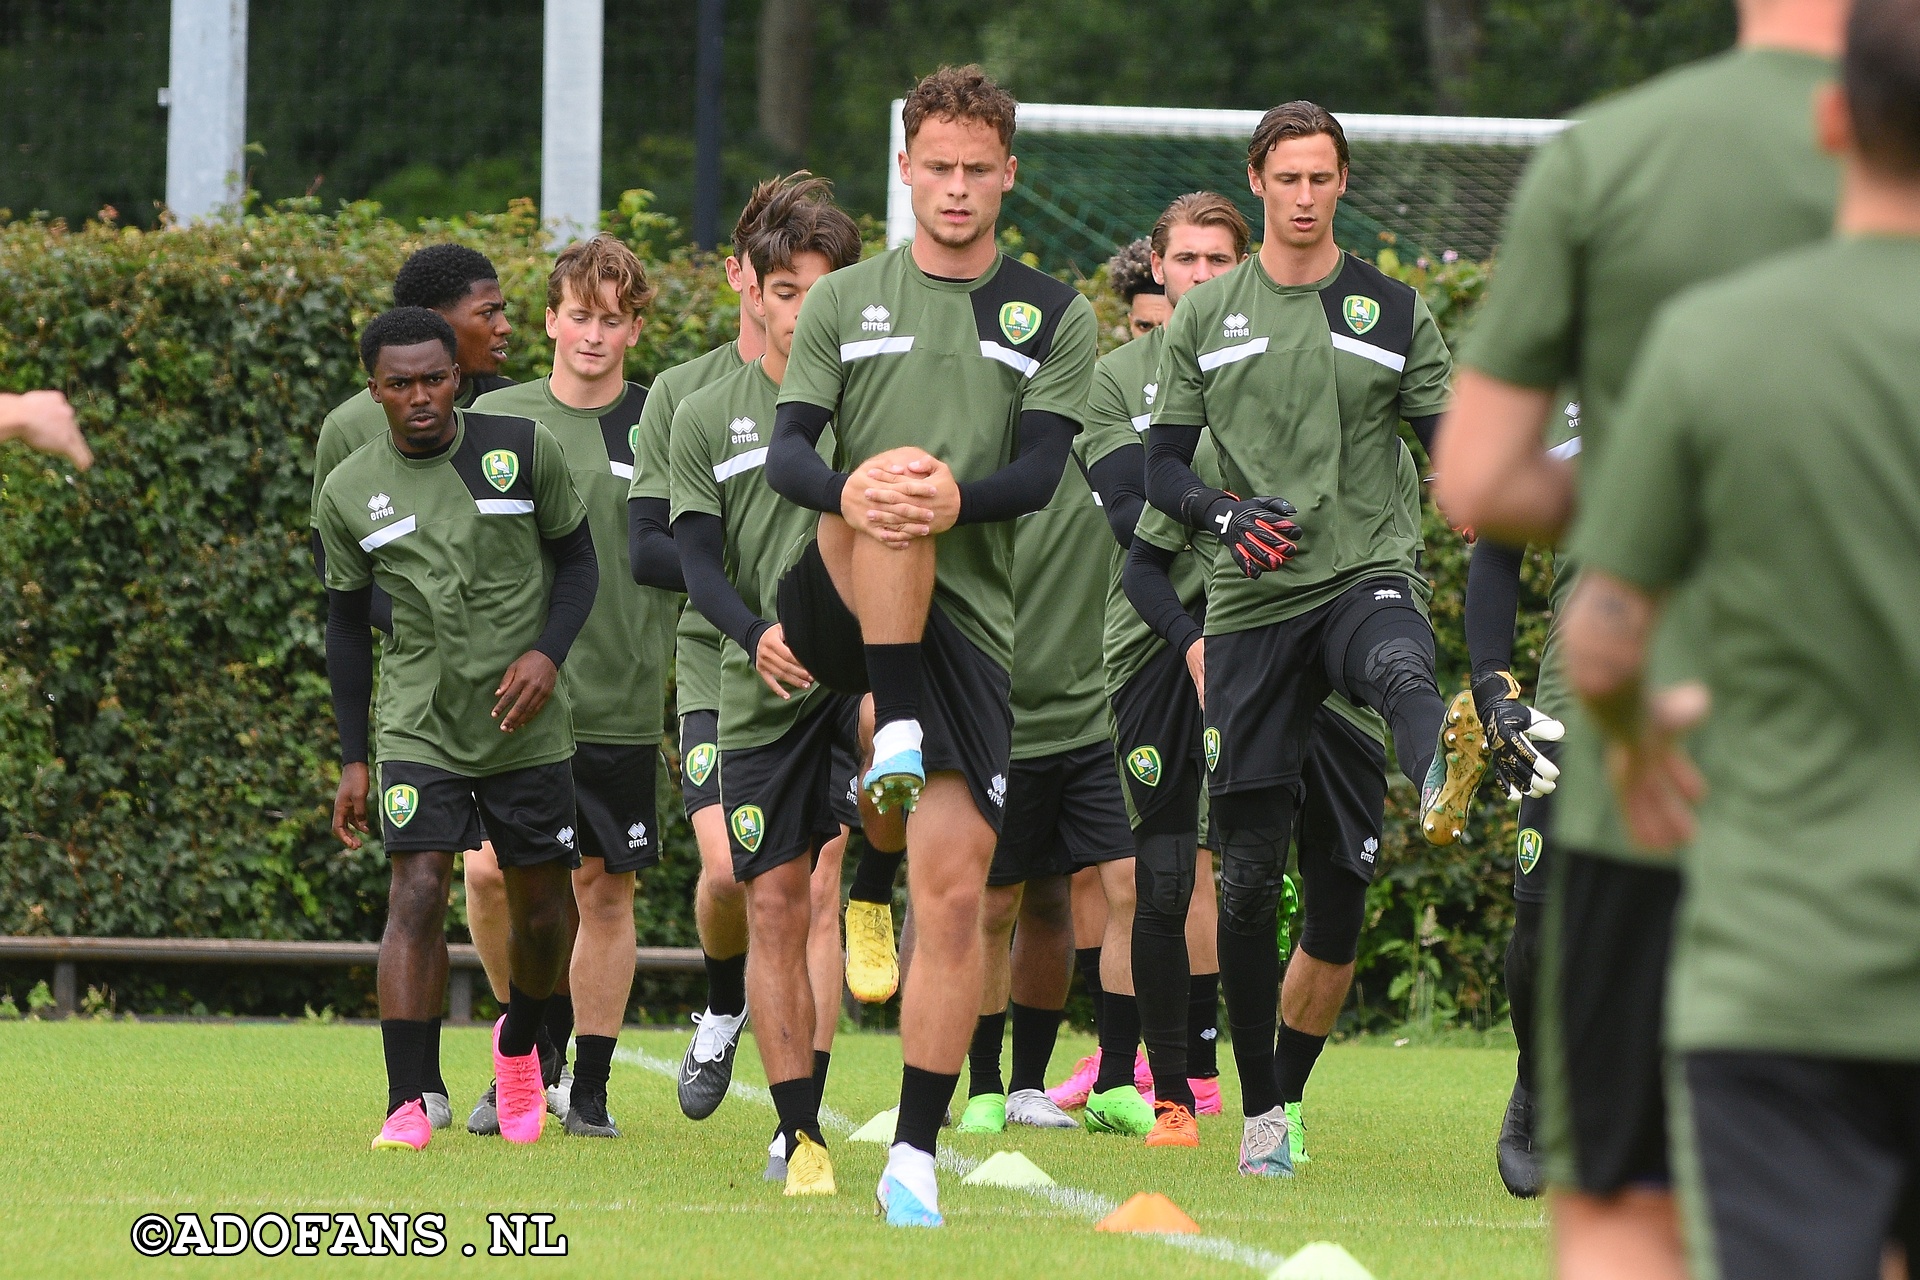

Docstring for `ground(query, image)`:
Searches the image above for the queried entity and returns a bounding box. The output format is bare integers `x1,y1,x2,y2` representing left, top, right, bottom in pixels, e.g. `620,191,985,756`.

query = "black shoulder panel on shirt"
453,413,539,503
968,255,1084,367
595,381,648,466
456,372,516,408
1318,253,1417,357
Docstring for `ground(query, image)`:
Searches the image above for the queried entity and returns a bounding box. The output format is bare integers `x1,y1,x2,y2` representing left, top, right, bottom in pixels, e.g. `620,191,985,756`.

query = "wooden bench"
0,936,703,1022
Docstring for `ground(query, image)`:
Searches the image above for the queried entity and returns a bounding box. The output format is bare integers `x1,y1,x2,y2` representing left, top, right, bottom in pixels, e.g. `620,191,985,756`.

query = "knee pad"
1363,634,1437,710
1297,866,1368,966
1216,824,1292,939
1133,831,1197,925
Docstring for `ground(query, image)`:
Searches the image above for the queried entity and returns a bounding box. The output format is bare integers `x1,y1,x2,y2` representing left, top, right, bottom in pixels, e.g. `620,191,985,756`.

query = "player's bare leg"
566,858,636,1135
1004,876,1076,1128
1552,1190,1685,1280
744,853,827,1179
679,805,750,1121
809,831,849,1056
1085,856,1152,1134
464,842,511,1002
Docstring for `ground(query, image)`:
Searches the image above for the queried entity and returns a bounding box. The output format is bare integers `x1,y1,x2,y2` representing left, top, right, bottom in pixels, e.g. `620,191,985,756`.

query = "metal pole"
163,0,249,220
692,0,726,250
541,0,605,248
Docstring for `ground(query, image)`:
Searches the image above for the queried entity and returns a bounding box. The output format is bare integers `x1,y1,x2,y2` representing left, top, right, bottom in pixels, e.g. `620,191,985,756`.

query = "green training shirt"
1572,236,1920,1058
1011,457,1114,760
777,246,1098,672
669,359,838,753
630,340,745,719
310,373,511,529
1461,47,1838,864
316,411,587,776
1151,251,1451,636
473,377,678,744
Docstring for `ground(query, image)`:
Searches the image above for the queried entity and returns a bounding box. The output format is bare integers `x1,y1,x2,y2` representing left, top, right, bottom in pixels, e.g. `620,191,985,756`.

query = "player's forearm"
1563,570,1656,743
1083,444,1147,549
955,410,1079,525
533,521,599,666
628,497,687,592
1122,537,1204,658
1464,537,1526,677
324,586,375,765
1144,424,1225,528
766,401,849,514
1432,372,1573,543
673,512,772,658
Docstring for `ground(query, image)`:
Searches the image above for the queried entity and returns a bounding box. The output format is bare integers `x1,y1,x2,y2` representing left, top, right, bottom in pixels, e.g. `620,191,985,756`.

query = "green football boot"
956,1092,1007,1134
1285,1101,1311,1165
1083,1086,1155,1137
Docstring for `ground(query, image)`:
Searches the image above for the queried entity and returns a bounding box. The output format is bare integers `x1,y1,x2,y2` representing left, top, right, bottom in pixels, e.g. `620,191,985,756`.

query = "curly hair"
902,64,1017,150
734,170,813,250
547,234,657,315
1106,238,1162,303
359,307,457,373
1247,100,1349,173
746,177,862,280
392,244,499,312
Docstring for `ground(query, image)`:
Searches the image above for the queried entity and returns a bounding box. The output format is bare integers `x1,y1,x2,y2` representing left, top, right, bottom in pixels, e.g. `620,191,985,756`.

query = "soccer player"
316,307,596,1151
669,182,865,1197
1071,198,1251,1146
0,390,91,469
471,235,677,1136
1430,0,1844,1269
764,66,1097,1226
1109,238,1171,338
958,445,1132,1139
1563,8,1920,1271
1141,101,1457,1176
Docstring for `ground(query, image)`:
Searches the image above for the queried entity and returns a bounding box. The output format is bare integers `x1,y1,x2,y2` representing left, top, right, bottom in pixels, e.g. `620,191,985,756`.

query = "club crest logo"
1517,827,1543,875
628,424,641,457
1204,728,1221,771
684,742,717,787
1342,294,1380,335
383,784,419,829
998,301,1042,346
730,804,765,853
1143,382,1158,406
481,448,520,492
1126,745,1162,787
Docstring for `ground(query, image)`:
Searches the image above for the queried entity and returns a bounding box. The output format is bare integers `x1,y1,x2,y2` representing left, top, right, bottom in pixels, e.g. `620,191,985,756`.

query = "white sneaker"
1239,1105,1295,1177
546,1068,573,1119
1006,1088,1077,1129
877,1143,942,1227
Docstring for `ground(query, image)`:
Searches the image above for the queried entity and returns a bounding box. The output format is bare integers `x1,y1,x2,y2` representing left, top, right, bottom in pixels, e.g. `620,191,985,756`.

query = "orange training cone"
1095,1192,1200,1234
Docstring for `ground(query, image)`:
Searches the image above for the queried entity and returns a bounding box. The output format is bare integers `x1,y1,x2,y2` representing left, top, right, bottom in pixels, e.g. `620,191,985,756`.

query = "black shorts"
1539,848,1681,1193
1675,1051,1920,1280
1293,705,1388,966
1513,780,1555,905
571,742,660,875
1110,643,1206,835
777,539,1014,832
988,742,1135,887
678,710,721,818
720,694,862,881
377,758,579,869
1203,576,1430,797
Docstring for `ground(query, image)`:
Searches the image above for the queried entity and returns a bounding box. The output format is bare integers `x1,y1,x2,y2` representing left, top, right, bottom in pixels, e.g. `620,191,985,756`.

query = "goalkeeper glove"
1471,669,1564,800
1205,493,1303,580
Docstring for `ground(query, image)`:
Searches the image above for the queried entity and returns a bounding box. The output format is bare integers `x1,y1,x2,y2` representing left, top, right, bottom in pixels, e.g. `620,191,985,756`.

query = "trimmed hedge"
0,199,1553,1030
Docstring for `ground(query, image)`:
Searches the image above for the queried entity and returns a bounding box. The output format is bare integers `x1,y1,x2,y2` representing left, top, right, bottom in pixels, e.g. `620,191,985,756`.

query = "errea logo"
368,493,395,522
987,774,1007,808
1361,836,1379,864
728,417,760,445
1373,588,1403,600
627,821,649,850
860,304,891,333
1222,312,1251,339
557,826,577,850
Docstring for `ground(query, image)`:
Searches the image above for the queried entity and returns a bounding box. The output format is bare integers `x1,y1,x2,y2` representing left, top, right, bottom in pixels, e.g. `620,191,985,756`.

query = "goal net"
885,102,1567,274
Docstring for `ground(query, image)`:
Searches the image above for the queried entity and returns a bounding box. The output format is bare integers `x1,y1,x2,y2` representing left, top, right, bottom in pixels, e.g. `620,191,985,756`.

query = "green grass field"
0,1022,1544,1279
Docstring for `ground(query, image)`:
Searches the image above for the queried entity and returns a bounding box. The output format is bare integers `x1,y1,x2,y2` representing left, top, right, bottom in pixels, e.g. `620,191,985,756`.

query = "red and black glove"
1207,494,1303,579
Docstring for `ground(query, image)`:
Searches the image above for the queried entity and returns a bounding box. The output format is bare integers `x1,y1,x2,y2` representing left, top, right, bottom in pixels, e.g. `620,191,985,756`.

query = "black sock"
813,1049,832,1107
542,993,574,1071
704,951,747,1018
1219,925,1280,1116
895,1065,959,1156
1276,1022,1328,1105
1007,1003,1062,1095
499,983,550,1059
849,845,906,903
1507,897,1543,1094
382,1019,430,1115
770,1076,824,1149
1075,946,1104,1037
1187,973,1220,1078
1132,867,1192,1107
866,643,926,728
1093,993,1141,1092
423,1016,448,1096
572,1034,616,1105
967,1009,1007,1096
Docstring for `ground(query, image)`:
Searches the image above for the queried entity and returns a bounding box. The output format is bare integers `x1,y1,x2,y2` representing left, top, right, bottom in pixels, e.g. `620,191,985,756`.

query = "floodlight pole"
542,0,605,247
692,0,725,249
162,0,249,220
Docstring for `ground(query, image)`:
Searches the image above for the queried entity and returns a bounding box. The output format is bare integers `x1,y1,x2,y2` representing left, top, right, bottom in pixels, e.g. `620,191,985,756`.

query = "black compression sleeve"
1123,537,1204,657
325,586,375,765
310,528,326,581
1084,443,1147,549
673,511,771,658
628,497,686,592
766,401,847,513
1407,414,1441,458
313,528,392,633
533,520,599,666
1145,424,1227,527
1465,537,1525,676
956,410,1079,525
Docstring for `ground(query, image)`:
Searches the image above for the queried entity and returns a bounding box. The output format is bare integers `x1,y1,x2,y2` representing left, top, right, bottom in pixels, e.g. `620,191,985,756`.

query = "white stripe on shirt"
1197,337,1269,372
839,336,915,362
979,341,1040,378
713,446,769,483
475,499,535,515
1329,332,1406,372
358,514,416,551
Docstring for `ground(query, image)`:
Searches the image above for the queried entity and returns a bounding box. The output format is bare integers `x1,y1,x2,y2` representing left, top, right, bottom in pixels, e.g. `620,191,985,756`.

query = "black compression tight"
1213,784,1301,1117
1340,607,1445,786
1506,895,1543,1093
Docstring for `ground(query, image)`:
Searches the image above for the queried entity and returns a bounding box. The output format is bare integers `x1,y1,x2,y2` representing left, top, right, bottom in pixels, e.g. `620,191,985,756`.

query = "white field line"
615,1046,1287,1274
